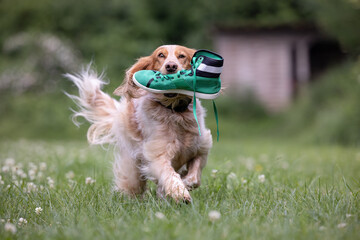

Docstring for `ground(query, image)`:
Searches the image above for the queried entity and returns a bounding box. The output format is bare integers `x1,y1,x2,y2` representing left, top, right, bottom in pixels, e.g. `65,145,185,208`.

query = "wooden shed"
214,25,344,112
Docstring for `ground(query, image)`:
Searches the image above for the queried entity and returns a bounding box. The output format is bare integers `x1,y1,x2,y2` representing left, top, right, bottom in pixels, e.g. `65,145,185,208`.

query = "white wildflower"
241,177,247,184
65,171,75,179
14,180,22,187
37,171,43,179
5,158,15,167
39,162,47,171
258,174,266,183
319,226,326,231
18,218,27,226
68,179,76,188
28,162,37,171
35,207,43,215
226,172,239,189
208,210,221,222
47,177,55,189
2,165,10,173
346,214,352,218
155,212,166,220
28,169,36,180
0,175,4,185
0,219,5,223
211,169,218,178
337,223,347,229
16,169,27,179
85,177,96,185
4,222,16,234
27,182,37,193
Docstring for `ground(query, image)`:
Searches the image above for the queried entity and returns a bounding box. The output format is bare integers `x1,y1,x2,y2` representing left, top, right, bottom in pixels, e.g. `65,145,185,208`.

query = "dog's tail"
65,65,121,145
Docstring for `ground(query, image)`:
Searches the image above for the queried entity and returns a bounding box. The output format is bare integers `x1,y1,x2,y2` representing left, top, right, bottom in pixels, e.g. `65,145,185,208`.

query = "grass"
0,137,359,240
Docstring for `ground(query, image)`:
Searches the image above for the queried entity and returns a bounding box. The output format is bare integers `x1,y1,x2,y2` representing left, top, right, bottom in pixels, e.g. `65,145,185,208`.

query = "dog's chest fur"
133,97,202,170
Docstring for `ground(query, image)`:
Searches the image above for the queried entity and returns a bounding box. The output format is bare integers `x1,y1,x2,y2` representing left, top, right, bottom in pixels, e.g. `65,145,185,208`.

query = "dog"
66,45,213,203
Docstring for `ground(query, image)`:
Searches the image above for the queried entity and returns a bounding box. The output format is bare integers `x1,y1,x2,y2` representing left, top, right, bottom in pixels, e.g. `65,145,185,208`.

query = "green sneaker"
133,49,223,141
132,50,223,100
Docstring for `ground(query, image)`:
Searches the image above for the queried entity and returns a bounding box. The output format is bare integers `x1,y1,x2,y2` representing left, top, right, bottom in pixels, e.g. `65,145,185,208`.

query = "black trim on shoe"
200,56,224,67
196,70,221,78
146,78,154,88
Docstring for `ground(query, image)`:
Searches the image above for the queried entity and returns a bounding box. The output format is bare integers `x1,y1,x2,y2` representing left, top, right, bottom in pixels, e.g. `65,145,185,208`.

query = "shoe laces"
192,64,219,141
155,71,172,80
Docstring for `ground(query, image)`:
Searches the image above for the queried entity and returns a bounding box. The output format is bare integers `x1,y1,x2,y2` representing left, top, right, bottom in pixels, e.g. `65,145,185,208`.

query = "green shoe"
133,49,223,141
132,50,223,100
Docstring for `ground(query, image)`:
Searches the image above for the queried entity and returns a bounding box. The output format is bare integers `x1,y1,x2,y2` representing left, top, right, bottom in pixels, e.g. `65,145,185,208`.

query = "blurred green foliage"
280,61,360,146
0,0,360,144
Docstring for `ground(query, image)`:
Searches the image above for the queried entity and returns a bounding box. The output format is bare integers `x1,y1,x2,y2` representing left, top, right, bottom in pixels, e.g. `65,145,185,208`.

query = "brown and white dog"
66,45,213,203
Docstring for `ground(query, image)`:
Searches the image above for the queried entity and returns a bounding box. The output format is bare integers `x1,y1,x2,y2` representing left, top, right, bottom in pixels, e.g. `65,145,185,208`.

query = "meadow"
0,135,359,239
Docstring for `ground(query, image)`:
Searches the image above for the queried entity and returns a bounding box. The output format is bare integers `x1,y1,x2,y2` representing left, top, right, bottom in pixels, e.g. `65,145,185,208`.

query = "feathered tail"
65,65,121,145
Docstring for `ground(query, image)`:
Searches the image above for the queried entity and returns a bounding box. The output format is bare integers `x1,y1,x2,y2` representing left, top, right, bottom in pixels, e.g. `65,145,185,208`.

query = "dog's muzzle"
172,97,192,112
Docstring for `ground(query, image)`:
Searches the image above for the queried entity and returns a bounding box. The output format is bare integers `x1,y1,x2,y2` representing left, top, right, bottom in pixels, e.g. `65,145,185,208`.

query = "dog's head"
113,45,195,110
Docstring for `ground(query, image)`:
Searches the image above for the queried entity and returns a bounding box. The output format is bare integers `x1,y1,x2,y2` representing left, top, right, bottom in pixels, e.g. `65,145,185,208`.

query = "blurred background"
0,0,359,146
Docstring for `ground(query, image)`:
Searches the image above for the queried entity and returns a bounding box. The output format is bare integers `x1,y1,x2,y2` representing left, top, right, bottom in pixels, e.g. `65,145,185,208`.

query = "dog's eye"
158,53,165,58
178,54,186,59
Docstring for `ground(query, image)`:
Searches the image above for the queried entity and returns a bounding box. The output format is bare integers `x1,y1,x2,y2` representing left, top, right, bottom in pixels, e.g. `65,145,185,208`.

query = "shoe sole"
133,75,220,100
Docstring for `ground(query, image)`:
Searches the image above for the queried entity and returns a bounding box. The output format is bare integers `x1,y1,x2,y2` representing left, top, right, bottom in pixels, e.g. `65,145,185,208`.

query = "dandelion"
65,171,75,179
155,212,166,220
85,177,96,185
255,164,263,172
18,218,27,226
208,210,221,222
258,174,266,183
211,169,218,178
4,222,16,234
35,207,43,215
337,223,347,229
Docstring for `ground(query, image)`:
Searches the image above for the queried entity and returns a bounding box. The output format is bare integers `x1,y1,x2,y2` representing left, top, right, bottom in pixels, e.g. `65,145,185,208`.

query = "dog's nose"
165,62,178,73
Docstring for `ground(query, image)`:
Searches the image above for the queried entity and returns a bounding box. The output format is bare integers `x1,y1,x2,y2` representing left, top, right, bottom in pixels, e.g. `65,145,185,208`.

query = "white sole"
133,75,220,100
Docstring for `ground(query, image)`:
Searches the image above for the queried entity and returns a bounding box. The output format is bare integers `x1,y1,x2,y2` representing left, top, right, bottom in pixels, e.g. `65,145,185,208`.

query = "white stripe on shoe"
197,63,223,74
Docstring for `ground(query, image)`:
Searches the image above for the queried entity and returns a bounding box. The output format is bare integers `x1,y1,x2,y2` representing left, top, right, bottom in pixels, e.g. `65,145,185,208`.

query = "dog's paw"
182,175,201,191
165,177,192,203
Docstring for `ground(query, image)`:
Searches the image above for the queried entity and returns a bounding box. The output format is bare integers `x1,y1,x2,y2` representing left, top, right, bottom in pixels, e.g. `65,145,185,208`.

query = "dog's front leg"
143,145,191,203
152,159,192,203
182,154,207,190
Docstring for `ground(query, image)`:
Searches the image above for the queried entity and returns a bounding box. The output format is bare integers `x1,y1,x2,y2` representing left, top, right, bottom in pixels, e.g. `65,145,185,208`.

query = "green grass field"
0,137,359,240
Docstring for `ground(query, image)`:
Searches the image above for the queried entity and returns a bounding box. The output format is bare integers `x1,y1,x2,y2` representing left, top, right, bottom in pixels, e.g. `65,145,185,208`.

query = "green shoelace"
155,68,220,141
192,66,220,142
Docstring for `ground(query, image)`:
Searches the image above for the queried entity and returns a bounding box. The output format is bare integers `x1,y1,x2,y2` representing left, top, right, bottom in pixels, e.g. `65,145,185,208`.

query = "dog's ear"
113,56,154,98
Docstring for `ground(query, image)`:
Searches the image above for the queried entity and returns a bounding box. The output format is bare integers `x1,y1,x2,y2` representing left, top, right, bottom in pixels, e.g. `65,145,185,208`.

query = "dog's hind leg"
113,152,146,196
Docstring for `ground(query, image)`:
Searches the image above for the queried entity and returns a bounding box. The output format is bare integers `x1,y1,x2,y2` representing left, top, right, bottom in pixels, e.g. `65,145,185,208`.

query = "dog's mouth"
172,97,192,112
158,94,192,113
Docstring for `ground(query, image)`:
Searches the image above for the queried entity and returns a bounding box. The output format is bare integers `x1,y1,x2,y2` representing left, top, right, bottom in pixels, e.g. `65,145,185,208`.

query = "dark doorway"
309,40,345,79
